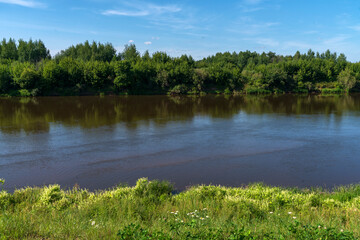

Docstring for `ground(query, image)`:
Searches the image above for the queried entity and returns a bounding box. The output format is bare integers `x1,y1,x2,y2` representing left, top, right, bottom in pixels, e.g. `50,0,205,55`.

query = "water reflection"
1,94,360,134
1,94,360,191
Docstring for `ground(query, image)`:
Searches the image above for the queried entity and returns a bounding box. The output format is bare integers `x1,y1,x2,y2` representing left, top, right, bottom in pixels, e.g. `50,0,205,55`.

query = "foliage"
1,38,360,96
1,178,360,239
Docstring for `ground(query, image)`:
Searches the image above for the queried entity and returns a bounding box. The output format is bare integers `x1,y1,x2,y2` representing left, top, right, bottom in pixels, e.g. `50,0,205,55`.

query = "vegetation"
1,178,360,239
0,38,360,96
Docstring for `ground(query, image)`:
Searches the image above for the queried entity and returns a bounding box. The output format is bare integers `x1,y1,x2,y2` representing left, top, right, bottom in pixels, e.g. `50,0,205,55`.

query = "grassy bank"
1,178,360,239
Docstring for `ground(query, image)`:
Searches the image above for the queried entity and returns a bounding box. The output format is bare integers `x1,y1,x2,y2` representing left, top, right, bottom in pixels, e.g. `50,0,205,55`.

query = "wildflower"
203,208,207,210
195,210,198,212
293,217,296,219
200,217,204,220
288,212,292,214
174,212,178,215
191,215,194,218
181,220,184,223
341,229,344,232
91,221,95,226
318,226,321,229
170,212,174,214
206,216,209,218
269,212,273,214
324,227,327,229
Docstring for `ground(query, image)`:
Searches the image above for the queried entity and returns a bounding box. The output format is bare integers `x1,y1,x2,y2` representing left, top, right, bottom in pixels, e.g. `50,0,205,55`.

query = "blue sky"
0,0,360,61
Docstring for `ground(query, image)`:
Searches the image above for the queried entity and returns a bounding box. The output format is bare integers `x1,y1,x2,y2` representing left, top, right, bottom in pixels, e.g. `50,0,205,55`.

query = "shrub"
169,84,188,95
39,185,63,205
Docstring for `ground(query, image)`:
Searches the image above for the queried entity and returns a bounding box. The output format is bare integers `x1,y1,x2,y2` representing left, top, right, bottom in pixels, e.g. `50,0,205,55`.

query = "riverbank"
1,178,359,239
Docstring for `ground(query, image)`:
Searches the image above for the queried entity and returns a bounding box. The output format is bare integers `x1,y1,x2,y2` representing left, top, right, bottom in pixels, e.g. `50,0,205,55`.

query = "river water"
1,94,360,191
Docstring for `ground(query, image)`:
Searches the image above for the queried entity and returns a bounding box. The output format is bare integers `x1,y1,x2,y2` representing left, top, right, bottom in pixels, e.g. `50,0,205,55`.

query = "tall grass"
1,178,360,239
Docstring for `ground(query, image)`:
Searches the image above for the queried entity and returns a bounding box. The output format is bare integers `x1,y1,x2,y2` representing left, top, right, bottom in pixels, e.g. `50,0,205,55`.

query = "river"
1,94,360,191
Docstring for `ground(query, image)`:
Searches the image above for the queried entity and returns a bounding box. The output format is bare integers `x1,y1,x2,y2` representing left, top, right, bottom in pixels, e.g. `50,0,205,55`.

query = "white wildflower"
91,221,95,226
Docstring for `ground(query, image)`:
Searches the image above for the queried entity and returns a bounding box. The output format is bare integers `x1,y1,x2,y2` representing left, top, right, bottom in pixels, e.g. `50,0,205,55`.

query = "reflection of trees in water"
1,94,360,134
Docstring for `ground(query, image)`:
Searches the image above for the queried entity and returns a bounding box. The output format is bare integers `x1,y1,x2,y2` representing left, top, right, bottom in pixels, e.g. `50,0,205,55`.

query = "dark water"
1,94,360,191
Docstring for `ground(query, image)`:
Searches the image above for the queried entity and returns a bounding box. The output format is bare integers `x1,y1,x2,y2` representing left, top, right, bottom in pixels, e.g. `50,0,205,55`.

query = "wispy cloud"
349,25,360,31
228,17,279,35
283,41,312,50
102,3,181,17
144,41,152,45
128,40,134,43
102,10,148,16
241,7,263,13
0,0,45,8
303,30,319,35
322,35,349,46
242,0,263,5
0,20,96,35
255,38,279,47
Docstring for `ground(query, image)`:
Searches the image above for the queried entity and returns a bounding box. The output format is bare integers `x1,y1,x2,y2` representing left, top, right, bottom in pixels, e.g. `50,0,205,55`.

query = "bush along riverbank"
1,178,360,239
1,38,360,97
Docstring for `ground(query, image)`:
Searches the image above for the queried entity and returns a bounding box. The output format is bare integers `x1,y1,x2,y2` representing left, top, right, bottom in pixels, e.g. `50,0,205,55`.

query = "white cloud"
144,41,152,45
322,35,349,45
102,2,181,17
228,18,279,36
102,10,148,16
241,7,263,13
283,41,312,50
243,0,263,5
255,38,279,47
303,30,319,35
128,40,134,43
0,0,45,8
147,4,181,14
349,25,360,31
152,36,160,40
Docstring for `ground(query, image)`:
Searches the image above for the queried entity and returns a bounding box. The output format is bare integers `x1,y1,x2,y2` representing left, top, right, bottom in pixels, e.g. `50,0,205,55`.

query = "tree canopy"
0,38,359,96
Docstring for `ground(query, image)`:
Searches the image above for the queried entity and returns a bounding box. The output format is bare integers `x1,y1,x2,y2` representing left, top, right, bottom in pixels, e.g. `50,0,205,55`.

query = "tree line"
0,38,359,96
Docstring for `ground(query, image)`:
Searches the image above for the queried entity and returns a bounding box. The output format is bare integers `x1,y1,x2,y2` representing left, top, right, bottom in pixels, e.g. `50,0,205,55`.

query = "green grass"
1,178,360,239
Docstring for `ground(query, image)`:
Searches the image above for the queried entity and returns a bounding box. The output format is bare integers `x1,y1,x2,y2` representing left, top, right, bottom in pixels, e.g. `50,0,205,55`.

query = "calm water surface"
1,95,360,191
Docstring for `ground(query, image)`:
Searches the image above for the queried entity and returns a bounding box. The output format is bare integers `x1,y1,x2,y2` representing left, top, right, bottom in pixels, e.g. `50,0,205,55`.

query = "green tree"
1,38,18,60
84,61,112,89
17,67,41,89
0,64,12,93
113,60,132,91
41,60,66,88
338,68,356,92
121,44,140,62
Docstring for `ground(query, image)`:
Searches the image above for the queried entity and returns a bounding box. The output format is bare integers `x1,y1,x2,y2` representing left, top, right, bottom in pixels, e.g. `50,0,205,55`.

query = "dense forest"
0,38,359,96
